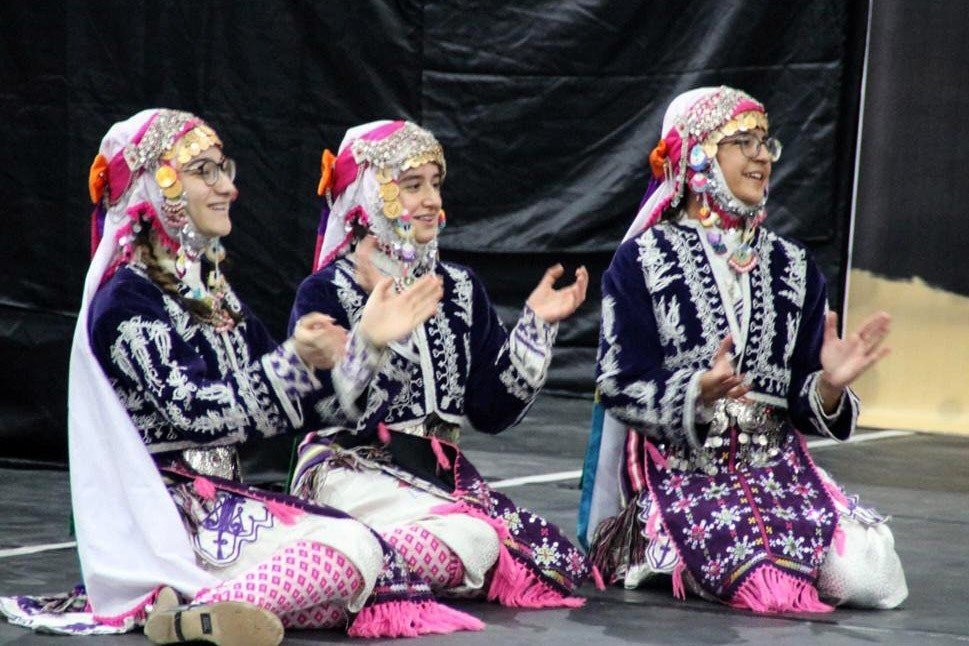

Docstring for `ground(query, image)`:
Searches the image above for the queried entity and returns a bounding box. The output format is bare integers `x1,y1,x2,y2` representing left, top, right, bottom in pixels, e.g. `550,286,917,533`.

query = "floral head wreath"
628,86,771,242
313,120,446,287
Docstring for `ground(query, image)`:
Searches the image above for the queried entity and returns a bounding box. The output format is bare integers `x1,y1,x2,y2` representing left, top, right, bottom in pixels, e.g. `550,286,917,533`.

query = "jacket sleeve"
596,238,708,451
463,270,558,434
288,268,385,429
90,283,321,448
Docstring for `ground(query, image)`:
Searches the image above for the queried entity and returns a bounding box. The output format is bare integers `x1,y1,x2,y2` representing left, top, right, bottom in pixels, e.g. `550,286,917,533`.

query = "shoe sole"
144,600,284,646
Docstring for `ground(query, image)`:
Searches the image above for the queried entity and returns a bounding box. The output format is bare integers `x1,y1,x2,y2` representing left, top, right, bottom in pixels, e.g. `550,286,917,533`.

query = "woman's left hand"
525,264,589,324
819,310,891,396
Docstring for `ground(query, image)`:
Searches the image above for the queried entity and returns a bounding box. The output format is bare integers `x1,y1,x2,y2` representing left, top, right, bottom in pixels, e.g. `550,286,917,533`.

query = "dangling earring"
156,165,189,230
437,208,446,232
206,239,227,291
175,222,206,281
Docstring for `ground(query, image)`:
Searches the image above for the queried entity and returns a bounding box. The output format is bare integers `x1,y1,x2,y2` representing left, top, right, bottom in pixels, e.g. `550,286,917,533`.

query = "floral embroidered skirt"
589,428,906,610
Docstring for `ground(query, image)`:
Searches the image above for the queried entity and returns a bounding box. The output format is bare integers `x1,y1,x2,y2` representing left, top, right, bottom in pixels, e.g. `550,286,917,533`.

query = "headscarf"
625,86,772,241
312,120,446,288
71,109,225,624
89,109,225,279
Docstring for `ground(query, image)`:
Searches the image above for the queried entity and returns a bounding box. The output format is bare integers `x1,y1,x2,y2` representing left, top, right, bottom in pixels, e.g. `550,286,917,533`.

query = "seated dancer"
0,109,481,643
579,87,907,612
289,120,594,607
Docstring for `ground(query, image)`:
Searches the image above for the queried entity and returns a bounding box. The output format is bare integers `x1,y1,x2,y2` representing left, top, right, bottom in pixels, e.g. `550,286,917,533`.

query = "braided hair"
133,226,243,327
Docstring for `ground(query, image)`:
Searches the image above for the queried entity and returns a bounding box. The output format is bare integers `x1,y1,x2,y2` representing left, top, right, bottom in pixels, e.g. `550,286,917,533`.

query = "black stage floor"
2,394,967,645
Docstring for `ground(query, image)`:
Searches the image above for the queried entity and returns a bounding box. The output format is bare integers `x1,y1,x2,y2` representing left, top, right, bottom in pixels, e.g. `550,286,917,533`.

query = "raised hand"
359,274,444,348
819,310,891,392
352,235,382,295
291,313,349,370
699,336,751,405
525,264,589,324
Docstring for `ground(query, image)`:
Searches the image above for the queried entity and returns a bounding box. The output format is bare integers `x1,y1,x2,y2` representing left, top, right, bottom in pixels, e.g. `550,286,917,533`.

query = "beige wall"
845,270,969,434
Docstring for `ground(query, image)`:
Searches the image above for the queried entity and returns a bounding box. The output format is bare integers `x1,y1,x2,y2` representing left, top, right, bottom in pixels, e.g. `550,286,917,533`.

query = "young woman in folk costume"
0,109,483,644
289,120,596,610
579,87,908,612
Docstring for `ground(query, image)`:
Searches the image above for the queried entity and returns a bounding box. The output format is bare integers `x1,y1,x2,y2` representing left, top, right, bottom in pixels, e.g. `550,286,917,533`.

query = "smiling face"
180,146,238,238
397,162,442,244
714,127,772,206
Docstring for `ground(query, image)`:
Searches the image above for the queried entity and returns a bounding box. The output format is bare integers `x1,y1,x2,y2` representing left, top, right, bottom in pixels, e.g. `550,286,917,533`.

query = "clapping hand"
359,274,444,348
699,336,751,405
292,313,349,370
817,310,891,408
525,264,589,324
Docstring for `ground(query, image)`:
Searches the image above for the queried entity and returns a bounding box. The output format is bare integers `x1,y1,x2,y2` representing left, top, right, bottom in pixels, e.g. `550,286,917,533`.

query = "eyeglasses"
184,157,237,186
718,135,782,162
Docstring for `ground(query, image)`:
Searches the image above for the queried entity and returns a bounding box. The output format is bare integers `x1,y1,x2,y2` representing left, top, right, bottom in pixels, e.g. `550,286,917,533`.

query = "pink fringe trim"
430,437,452,470
833,525,847,557
430,501,585,609
644,502,663,541
377,422,392,445
643,440,669,470
821,477,851,509
671,561,687,600
193,476,217,501
348,600,484,638
591,565,606,591
729,564,834,614
264,500,304,526
92,586,161,627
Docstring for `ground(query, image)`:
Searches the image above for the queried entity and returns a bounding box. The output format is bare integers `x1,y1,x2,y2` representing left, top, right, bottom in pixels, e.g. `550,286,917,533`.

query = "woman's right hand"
699,336,750,405
291,313,349,370
359,274,444,348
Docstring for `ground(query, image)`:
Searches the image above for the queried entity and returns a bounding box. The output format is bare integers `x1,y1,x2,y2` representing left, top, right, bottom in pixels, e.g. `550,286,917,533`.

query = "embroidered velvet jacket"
89,265,318,455
290,258,555,435
597,221,859,452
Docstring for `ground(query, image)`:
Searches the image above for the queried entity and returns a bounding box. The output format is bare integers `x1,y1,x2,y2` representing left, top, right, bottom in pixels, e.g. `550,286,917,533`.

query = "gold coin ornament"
383,200,403,219
375,167,393,184
379,182,400,201
168,125,222,167
162,180,184,200
155,165,177,189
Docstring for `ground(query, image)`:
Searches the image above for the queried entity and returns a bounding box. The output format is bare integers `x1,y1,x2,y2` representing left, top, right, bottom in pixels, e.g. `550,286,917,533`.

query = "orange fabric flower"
88,153,109,204
317,148,336,196
648,139,668,179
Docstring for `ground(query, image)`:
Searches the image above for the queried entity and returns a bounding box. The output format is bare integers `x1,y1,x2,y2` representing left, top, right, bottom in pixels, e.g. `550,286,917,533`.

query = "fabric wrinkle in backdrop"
0,0,868,461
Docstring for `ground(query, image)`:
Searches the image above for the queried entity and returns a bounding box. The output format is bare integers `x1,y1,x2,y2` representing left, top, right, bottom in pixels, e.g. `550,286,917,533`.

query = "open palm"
820,310,891,389
359,274,444,348
526,264,589,324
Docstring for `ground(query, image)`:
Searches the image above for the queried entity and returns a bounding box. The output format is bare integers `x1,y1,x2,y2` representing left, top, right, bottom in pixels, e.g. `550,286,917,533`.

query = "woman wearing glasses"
0,109,482,644
581,87,907,612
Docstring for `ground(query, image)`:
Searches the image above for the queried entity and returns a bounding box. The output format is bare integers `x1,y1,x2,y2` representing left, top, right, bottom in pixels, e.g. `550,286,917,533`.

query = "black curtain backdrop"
0,0,867,462
853,0,969,297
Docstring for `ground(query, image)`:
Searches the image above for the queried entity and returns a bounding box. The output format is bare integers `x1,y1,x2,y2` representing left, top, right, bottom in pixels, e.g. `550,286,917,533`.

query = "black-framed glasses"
184,157,237,186
718,135,782,162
